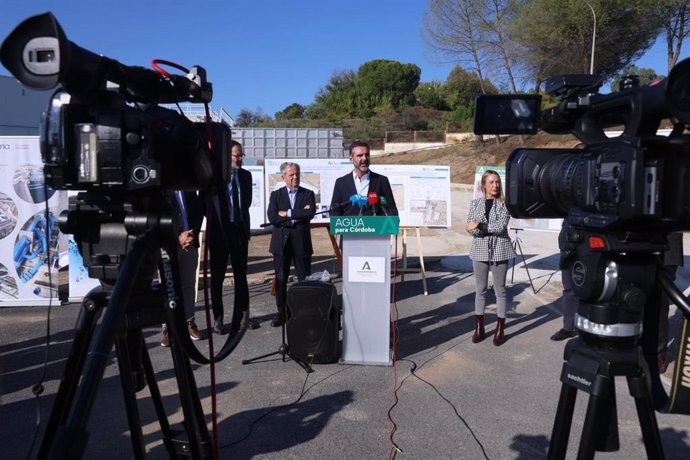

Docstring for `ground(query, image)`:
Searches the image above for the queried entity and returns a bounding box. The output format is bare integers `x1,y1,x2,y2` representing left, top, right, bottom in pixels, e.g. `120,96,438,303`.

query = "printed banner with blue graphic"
0,136,68,306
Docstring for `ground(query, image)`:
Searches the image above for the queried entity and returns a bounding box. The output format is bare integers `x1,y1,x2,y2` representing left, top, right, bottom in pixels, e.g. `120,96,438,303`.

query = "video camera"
0,12,229,192
474,58,690,232
474,60,690,454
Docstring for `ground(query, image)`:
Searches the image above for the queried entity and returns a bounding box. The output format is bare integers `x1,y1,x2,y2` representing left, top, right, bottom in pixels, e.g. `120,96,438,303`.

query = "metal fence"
231,128,347,159
384,130,445,143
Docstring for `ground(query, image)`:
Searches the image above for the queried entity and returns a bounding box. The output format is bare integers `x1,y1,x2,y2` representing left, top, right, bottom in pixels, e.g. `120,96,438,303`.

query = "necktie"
232,171,241,223
289,189,296,209
174,191,189,230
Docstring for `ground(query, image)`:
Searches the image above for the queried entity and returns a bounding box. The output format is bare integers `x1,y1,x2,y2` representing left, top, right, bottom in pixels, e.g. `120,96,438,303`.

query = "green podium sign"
329,216,400,236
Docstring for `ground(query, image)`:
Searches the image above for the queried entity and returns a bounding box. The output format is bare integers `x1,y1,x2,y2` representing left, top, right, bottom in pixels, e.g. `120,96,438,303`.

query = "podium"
330,215,399,365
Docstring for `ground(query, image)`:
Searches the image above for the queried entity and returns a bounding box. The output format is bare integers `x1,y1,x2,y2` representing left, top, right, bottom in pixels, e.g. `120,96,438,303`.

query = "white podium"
330,216,399,365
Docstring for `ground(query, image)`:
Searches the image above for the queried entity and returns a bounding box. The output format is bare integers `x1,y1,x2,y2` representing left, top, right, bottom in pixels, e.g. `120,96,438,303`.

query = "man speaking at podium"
330,141,398,216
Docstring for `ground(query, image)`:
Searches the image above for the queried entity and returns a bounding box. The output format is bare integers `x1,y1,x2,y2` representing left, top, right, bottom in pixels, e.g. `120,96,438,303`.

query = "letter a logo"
362,261,371,271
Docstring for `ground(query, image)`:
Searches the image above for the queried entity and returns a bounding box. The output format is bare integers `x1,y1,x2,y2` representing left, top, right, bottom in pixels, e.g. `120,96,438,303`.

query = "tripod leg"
547,383,578,460
114,330,147,459
49,238,150,459
138,332,180,458
170,340,213,459
37,291,106,458
576,376,619,459
628,374,665,459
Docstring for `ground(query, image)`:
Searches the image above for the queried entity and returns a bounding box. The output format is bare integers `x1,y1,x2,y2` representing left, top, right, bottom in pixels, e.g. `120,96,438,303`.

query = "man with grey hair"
266,162,316,326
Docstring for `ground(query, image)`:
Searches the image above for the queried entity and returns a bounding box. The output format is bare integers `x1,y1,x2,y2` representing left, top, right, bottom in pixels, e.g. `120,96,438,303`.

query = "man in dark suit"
267,162,316,326
330,140,398,216
161,190,204,346
206,140,252,334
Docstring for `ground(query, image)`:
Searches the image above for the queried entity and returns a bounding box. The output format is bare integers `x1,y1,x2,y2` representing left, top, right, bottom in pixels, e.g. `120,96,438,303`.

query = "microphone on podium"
378,195,389,216
367,192,379,216
349,194,367,215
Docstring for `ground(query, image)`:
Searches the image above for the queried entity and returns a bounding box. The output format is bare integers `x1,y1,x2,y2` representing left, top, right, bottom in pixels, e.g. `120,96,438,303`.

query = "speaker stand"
241,318,314,373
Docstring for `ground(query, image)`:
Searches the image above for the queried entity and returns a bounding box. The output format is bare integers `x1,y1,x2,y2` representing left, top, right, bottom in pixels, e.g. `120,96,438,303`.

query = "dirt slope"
375,132,580,184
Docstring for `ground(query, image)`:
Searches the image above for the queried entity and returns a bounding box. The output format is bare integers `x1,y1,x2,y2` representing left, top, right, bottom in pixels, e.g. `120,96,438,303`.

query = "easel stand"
509,227,536,293
399,226,428,296
241,317,313,373
548,336,663,459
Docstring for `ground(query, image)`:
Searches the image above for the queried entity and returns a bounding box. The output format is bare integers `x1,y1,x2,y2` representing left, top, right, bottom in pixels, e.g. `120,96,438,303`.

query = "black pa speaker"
286,280,340,364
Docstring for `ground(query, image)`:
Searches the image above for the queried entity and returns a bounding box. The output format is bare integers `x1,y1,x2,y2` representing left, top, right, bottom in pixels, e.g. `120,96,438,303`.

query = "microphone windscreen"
367,192,379,206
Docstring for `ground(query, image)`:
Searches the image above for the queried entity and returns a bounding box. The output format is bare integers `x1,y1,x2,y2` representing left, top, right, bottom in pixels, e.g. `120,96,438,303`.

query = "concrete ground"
1,186,690,459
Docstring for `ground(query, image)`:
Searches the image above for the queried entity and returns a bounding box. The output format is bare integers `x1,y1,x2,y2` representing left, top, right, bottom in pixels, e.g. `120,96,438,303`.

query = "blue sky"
0,1,684,119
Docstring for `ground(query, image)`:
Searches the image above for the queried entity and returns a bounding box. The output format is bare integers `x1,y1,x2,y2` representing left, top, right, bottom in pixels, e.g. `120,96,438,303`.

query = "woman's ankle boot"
493,317,506,346
472,315,485,343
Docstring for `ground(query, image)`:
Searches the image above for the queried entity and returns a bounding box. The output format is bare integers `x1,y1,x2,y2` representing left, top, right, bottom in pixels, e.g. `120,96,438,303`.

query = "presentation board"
0,136,68,306
263,159,452,228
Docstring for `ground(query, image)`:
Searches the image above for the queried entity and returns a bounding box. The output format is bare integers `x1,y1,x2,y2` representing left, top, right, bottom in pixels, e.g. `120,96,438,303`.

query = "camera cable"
24,188,55,460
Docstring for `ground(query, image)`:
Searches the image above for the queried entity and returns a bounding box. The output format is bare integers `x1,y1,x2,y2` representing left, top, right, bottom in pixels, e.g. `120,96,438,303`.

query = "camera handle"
38,234,213,459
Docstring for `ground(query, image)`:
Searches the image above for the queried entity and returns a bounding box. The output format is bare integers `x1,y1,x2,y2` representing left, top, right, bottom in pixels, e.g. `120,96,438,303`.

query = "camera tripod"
548,333,663,459
545,232,690,459
38,195,213,459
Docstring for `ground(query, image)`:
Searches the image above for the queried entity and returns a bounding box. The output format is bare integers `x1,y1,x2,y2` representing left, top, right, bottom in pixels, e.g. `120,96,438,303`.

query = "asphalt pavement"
1,185,690,459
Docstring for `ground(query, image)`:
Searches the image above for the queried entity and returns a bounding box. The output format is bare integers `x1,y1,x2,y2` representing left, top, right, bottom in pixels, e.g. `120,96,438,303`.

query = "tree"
314,69,358,116
444,65,497,109
234,107,271,126
610,65,661,91
475,0,525,92
414,81,449,110
275,103,306,120
355,59,421,111
511,0,664,90
422,0,492,92
658,0,690,72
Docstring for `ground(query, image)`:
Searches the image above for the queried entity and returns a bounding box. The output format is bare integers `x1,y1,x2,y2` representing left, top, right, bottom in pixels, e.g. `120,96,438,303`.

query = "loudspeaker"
286,280,340,364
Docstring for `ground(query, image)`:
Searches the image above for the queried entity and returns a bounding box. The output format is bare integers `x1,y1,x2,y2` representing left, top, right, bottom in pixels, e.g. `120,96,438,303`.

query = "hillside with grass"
374,132,581,184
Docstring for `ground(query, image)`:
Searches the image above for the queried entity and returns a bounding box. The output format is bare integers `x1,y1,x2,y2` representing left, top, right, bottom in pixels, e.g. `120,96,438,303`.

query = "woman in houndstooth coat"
466,170,516,346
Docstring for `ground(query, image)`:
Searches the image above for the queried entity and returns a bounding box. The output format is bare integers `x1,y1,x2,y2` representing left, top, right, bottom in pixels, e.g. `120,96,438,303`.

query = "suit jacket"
203,167,253,244
178,190,204,248
267,186,316,256
466,197,515,262
329,170,398,216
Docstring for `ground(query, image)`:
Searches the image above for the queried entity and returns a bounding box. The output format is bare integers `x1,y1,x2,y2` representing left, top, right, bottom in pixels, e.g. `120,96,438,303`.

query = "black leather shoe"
248,319,260,330
550,329,577,341
270,317,285,327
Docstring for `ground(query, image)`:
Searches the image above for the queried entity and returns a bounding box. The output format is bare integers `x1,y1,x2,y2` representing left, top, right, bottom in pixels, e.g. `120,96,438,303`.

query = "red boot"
472,315,485,343
493,317,506,346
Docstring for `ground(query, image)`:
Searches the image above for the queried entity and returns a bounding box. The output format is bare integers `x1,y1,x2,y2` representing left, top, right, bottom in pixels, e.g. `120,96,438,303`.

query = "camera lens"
538,154,583,214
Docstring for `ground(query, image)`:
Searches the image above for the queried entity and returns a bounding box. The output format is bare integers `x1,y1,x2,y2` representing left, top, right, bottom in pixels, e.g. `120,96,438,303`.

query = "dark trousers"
273,247,311,319
209,226,249,322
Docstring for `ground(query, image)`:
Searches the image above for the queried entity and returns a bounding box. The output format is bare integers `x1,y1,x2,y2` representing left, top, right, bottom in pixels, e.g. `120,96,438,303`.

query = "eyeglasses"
232,154,245,158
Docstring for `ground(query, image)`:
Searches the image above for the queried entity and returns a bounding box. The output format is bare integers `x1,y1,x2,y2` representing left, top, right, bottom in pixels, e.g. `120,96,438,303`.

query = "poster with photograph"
0,136,68,306
263,160,452,227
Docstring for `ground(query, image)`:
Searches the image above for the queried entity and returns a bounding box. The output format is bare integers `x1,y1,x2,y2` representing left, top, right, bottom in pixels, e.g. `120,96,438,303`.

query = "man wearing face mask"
330,140,398,217
266,162,316,326
205,140,252,334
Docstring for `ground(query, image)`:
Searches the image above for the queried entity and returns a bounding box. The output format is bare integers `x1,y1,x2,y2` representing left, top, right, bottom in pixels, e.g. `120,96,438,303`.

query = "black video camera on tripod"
1,12,247,459
474,60,690,458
